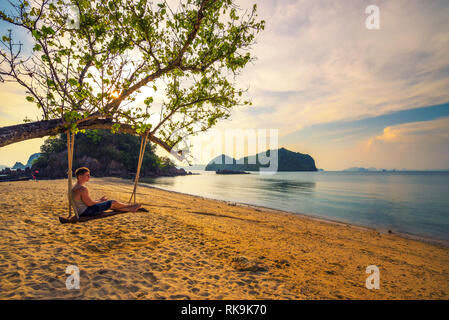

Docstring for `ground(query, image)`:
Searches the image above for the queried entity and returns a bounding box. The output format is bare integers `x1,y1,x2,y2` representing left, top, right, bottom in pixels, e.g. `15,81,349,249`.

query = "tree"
0,0,264,156
0,0,264,219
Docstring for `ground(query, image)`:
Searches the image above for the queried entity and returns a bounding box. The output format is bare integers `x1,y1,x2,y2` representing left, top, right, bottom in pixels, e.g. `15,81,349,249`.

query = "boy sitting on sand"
72,167,141,217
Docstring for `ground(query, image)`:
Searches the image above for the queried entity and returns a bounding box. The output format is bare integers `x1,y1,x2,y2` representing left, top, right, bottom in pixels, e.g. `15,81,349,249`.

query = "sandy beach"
0,177,448,299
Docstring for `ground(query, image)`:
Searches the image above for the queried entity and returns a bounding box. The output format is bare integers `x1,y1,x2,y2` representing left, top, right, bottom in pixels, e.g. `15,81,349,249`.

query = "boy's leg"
110,200,141,212
80,200,113,217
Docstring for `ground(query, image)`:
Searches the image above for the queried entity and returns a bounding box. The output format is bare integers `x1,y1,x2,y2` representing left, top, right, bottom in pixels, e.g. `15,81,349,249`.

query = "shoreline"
1,178,448,299
133,178,449,249
2,174,447,247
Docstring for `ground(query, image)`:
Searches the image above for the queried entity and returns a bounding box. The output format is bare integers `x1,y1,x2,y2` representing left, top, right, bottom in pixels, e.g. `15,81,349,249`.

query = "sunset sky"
1,0,449,170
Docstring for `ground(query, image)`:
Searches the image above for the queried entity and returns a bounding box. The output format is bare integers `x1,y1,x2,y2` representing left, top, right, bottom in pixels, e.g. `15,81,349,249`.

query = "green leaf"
68,78,78,86
144,97,153,105
31,30,42,40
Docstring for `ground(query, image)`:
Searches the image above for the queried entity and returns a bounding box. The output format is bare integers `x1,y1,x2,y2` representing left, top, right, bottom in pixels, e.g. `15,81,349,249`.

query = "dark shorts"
80,200,113,217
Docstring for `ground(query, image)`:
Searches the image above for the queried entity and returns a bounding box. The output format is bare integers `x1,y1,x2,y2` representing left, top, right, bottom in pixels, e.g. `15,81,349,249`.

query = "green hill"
32,130,186,178
205,147,317,172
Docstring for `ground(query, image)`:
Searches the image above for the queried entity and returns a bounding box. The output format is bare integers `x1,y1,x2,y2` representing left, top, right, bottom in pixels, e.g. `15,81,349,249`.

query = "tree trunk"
0,118,174,155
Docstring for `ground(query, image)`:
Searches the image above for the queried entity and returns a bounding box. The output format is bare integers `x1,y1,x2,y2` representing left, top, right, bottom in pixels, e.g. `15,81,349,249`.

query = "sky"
1,0,449,170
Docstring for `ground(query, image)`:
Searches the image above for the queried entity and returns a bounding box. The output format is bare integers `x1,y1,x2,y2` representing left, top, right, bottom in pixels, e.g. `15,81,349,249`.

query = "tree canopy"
0,0,265,160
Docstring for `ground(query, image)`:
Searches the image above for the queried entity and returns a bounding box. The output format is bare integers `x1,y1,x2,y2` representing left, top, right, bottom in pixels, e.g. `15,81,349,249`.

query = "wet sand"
0,177,448,299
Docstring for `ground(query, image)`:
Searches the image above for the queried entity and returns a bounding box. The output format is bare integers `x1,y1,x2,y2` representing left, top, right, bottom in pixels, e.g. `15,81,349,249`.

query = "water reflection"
263,180,316,193
140,177,174,186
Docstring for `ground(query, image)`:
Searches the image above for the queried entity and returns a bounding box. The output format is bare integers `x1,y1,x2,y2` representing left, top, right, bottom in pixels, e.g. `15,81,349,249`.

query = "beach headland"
0,177,448,299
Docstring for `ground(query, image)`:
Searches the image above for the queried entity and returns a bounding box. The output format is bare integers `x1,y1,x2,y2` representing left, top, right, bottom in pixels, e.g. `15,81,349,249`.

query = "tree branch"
0,118,173,155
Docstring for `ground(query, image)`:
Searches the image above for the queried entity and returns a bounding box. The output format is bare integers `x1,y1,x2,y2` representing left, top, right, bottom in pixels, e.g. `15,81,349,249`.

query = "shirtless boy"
72,167,141,217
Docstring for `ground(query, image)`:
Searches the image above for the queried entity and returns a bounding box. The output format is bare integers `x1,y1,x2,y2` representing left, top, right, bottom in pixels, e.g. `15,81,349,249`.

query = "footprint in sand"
142,272,158,283
148,262,163,272
126,285,140,293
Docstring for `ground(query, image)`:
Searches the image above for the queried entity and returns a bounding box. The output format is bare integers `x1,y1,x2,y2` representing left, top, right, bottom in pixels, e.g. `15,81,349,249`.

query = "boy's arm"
80,188,99,206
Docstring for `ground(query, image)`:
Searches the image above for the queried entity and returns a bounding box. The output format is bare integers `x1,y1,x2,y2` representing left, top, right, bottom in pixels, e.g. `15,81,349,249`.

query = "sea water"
141,171,449,243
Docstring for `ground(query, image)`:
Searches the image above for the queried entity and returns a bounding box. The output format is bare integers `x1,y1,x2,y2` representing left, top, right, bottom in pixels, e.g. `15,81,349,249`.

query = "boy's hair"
75,167,90,178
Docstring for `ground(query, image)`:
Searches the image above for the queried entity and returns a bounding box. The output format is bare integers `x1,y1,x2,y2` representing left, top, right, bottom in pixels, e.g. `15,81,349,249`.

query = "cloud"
284,117,449,171
375,127,400,143
230,0,449,136
369,116,449,147
181,0,449,168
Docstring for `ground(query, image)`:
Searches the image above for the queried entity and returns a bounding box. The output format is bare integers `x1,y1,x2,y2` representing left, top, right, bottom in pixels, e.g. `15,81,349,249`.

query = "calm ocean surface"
141,171,449,243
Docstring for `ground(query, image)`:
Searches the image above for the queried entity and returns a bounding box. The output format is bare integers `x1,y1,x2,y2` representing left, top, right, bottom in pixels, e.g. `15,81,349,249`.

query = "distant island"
341,167,449,172
0,153,41,171
205,147,317,172
10,153,41,170
343,167,378,172
343,167,421,172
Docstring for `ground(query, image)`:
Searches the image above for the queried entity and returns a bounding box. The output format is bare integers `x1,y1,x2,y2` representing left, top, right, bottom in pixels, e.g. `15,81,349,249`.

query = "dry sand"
0,177,448,299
